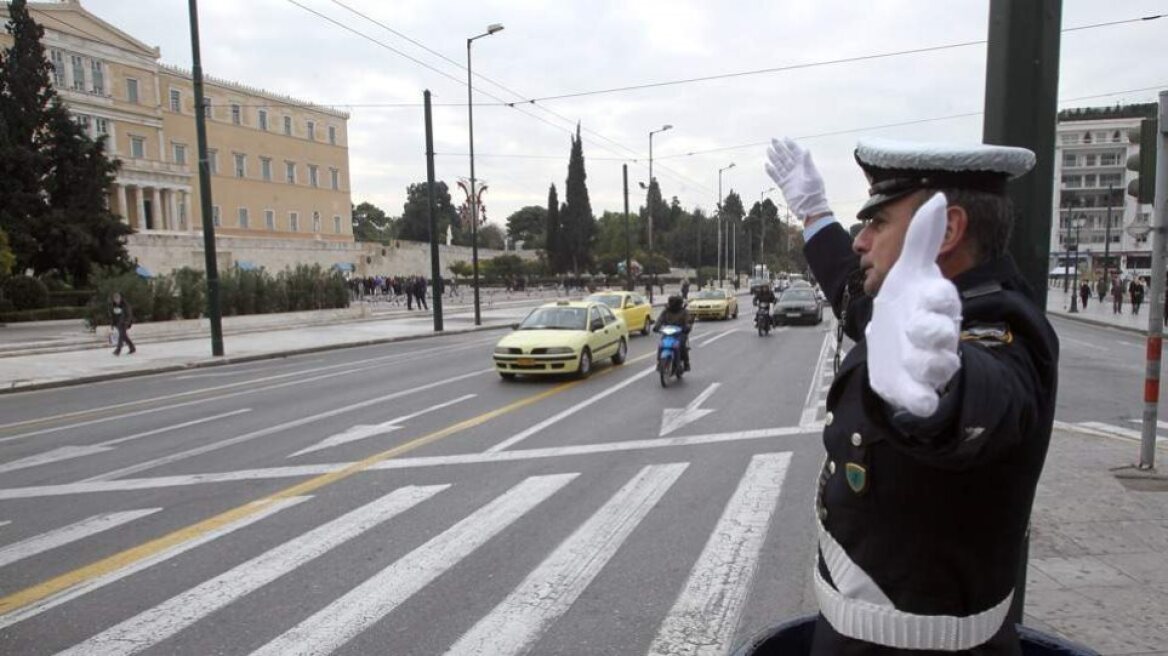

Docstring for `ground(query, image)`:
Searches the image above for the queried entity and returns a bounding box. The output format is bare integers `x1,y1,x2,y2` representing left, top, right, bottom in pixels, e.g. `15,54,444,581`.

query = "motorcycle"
754,303,773,336
656,324,685,387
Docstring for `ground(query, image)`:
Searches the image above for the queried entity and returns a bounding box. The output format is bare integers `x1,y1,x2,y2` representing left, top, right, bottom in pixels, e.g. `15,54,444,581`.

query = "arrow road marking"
660,383,720,437
288,394,477,458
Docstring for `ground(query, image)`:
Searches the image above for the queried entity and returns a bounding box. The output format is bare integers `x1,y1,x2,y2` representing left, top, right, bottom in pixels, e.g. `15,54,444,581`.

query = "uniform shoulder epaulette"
961,322,1013,346
961,281,1002,300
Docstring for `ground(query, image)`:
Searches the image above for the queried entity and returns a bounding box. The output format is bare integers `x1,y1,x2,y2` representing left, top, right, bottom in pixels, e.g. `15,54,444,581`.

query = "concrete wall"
128,233,537,278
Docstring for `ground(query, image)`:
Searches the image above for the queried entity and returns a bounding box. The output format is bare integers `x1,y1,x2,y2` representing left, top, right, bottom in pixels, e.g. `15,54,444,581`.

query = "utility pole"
1139,90,1167,471
424,90,443,332
623,164,632,292
1103,184,1114,298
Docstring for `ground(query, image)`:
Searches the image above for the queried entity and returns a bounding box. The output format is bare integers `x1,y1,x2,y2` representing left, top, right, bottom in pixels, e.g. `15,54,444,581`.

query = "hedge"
0,306,89,323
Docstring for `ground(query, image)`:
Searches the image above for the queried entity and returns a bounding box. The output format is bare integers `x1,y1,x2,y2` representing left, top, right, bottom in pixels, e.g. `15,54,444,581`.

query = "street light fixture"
717,162,735,287
1069,216,1086,313
646,124,672,303
466,23,504,326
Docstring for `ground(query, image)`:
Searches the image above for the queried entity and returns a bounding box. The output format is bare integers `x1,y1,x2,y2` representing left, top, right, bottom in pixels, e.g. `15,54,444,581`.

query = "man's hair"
933,187,1013,261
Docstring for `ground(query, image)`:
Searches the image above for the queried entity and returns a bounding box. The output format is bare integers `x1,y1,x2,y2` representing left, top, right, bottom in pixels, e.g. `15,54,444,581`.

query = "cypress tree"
544,183,561,274
560,123,594,274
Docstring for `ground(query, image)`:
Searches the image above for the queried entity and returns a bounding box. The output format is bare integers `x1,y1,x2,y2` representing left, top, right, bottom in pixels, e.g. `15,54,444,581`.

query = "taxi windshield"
695,290,725,299
518,307,587,330
585,295,622,308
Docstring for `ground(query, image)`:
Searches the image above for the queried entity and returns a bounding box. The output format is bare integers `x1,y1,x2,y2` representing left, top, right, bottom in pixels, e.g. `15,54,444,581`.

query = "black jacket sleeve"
803,221,870,341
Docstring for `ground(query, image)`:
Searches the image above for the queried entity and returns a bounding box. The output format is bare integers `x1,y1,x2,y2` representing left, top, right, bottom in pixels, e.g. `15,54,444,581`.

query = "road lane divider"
288,394,477,458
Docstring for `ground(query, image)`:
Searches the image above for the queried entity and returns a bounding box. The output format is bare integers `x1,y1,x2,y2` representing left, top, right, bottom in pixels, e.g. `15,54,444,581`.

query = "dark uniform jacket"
653,306,693,332
804,222,1059,655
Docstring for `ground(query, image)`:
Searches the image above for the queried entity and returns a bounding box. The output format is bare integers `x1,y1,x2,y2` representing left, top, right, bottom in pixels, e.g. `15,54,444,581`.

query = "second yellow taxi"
688,288,739,320
584,291,654,336
493,301,629,380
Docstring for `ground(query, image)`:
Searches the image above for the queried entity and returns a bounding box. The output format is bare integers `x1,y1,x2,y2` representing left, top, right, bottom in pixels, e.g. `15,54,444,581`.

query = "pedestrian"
1112,276,1125,314
1130,278,1145,315
1096,277,1107,303
766,136,1058,654
681,278,690,300
406,276,415,310
416,276,428,310
109,291,136,356
1079,281,1090,310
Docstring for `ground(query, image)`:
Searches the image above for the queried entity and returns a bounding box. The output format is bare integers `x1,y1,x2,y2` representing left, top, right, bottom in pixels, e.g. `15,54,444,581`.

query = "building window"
1060,133,1079,145
50,50,65,86
285,161,296,184
1084,154,1097,167
90,60,104,94
265,209,275,231
125,76,138,102
283,115,292,136
1100,172,1122,188
170,89,181,112
238,207,249,230
231,103,242,125
173,143,187,165
306,120,315,141
1061,175,1081,188
1100,153,1120,166
130,136,145,159
74,114,92,135
1112,130,1122,143
258,109,268,131
328,125,337,145
1062,154,1075,167
213,206,221,227
203,96,213,118
234,153,246,178
289,212,299,232
71,55,85,91
95,117,109,136
260,157,272,181
208,148,218,174
308,164,318,188
313,211,321,233
330,168,339,190
334,215,342,234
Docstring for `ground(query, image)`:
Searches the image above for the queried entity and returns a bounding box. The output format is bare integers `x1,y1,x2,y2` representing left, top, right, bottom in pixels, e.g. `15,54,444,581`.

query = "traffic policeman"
765,137,1060,654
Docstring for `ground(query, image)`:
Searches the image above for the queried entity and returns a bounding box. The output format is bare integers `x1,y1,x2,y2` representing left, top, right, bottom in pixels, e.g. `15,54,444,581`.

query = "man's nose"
852,228,870,255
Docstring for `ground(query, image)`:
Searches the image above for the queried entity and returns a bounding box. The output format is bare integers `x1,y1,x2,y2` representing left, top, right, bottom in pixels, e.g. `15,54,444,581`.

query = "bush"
48,290,95,308
151,276,178,322
174,267,205,319
2,276,50,310
85,270,152,329
0,306,90,322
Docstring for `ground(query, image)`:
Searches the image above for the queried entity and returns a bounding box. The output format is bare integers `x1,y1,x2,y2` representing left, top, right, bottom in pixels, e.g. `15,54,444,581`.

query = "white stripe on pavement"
0,497,310,631
250,473,578,656
487,366,657,452
289,394,476,458
800,331,834,428
99,409,253,447
694,329,739,348
0,509,161,569
444,463,688,656
55,486,445,656
647,453,791,656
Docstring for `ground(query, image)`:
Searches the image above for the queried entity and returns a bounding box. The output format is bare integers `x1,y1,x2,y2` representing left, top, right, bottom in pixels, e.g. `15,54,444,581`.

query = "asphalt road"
0,309,1161,655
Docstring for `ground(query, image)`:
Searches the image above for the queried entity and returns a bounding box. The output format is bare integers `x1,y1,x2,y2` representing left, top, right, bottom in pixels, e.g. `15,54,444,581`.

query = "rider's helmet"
667,295,684,312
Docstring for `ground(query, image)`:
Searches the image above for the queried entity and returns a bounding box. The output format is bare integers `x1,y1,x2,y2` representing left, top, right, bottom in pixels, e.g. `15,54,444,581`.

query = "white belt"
815,516,1013,651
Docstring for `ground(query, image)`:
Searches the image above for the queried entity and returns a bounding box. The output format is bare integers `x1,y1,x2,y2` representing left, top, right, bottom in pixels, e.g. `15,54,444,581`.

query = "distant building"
1,0,358,275
1050,103,1156,284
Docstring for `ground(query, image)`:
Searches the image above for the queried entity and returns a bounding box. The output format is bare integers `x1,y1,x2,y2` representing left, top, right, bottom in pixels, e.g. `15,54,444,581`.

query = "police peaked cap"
854,138,1036,220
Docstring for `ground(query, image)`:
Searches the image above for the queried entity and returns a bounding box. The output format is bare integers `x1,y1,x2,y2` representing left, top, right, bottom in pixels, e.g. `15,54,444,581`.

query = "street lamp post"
1102,184,1114,299
717,163,735,287
759,187,775,272
467,23,504,327
1070,216,1086,313
647,124,672,301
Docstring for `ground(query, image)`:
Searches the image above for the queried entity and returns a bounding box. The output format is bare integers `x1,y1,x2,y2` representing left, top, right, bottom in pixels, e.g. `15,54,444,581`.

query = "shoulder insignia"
961,323,1013,346
845,463,867,494
961,282,1003,300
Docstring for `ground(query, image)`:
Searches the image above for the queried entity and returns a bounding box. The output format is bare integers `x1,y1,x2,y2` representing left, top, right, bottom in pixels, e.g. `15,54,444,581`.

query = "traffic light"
1127,118,1157,204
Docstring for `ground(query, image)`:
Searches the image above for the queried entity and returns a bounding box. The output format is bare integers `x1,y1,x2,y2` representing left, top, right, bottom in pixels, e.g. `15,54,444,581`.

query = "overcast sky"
80,0,1167,230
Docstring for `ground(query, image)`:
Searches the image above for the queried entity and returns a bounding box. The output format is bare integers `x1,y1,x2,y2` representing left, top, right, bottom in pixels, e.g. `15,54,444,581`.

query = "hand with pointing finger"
865,192,962,417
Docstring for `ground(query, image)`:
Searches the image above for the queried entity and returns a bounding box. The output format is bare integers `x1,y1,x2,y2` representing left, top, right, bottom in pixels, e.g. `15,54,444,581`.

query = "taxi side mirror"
510,323,519,330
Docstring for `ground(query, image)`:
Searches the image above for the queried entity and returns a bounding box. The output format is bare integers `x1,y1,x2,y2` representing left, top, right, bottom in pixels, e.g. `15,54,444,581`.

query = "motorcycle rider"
753,283,777,329
653,295,694,371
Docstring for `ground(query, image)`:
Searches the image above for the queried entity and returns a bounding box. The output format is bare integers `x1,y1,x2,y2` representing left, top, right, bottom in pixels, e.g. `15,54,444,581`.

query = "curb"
0,322,511,395
1046,310,1161,336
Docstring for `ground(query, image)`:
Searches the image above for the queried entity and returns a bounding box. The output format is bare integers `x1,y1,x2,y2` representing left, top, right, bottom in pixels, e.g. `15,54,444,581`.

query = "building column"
134,185,146,231
167,188,179,231
116,184,129,224
152,187,163,231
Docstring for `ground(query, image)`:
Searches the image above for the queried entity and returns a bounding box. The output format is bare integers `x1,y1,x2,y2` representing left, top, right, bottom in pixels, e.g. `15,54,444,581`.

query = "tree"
482,254,525,282
478,223,506,250
0,227,14,277
397,181,460,244
560,123,595,274
544,184,563,273
593,210,640,265
720,191,746,275
640,178,668,246
351,201,394,243
505,205,546,249
448,260,472,277
0,0,130,285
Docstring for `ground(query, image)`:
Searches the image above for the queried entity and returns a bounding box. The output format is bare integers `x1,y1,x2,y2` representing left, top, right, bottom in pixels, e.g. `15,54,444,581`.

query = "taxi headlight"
493,346,513,355
543,347,574,354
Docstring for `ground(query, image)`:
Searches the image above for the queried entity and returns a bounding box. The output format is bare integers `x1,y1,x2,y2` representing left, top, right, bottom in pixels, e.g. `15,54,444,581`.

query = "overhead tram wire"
322,0,713,195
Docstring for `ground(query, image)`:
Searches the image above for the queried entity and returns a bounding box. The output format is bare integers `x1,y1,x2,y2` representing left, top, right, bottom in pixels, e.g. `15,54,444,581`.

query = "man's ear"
938,204,968,257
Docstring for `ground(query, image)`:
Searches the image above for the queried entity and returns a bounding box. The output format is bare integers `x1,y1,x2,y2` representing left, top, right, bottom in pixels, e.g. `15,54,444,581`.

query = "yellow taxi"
585,291,654,336
493,301,629,380
688,288,739,320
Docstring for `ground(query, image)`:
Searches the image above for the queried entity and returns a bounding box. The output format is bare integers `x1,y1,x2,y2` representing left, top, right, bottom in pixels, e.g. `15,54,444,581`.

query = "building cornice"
159,65,350,120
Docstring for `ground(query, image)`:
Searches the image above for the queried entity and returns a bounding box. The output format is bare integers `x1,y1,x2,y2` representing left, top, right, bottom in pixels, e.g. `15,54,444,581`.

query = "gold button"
825,412,834,426
851,432,862,447
828,461,836,474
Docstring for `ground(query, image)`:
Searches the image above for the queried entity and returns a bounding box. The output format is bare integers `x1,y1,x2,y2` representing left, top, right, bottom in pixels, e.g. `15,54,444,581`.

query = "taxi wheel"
642,317,651,336
499,372,517,381
577,348,593,379
612,338,627,365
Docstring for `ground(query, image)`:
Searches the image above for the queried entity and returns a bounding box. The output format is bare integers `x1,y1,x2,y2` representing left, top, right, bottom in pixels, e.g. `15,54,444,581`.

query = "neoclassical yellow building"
1,0,358,273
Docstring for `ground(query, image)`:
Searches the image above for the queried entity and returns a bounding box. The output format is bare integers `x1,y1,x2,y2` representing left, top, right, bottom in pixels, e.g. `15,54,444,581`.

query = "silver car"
773,287,823,325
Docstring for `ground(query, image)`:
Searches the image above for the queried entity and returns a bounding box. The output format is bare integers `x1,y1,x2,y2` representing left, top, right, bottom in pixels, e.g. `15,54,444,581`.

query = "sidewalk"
1046,285,1159,334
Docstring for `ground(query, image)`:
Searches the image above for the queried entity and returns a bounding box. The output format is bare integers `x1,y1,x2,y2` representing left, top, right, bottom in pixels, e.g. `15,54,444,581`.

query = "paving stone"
1031,556,1138,588
1043,614,1168,655
1023,588,1106,620
1098,551,1168,584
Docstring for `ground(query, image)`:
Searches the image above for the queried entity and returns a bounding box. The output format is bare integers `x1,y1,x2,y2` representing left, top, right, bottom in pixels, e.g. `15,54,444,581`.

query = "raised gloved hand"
865,192,962,417
764,137,832,220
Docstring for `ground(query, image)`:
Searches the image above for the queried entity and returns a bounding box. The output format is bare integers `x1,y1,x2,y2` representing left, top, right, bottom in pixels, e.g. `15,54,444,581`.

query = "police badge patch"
845,463,867,494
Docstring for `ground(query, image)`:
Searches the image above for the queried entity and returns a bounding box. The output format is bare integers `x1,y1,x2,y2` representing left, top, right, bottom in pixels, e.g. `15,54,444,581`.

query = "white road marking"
800,331,834,428
0,410,252,475
289,394,476,458
0,497,310,631
1079,421,1167,443
444,464,687,656
694,329,738,348
81,369,491,482
251,474,578,656
1060,336,1107,351
1125,418,1168,430
0,509,160,569
0,521,9,528
647,453,791,656
0,430,812,500
486,366,657,452
660,383,720,437
56,487,445,656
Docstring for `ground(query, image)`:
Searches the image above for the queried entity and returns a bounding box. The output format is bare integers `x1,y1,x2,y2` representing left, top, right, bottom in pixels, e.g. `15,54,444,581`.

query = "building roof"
1058,104,1157,123
23,0,160,58
160,65,350,120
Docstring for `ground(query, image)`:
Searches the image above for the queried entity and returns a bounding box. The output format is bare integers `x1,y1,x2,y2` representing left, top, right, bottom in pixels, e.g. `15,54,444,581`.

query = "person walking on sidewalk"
1079,281,1090,310
415,276,428,310
1130,277,1145,315
1112,276,1125,314
1096,277,1107,303
766,136,1058,654
110,292,136,356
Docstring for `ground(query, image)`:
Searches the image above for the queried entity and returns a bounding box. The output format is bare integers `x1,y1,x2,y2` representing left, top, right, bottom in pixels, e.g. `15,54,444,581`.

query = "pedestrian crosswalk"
0,453,799,655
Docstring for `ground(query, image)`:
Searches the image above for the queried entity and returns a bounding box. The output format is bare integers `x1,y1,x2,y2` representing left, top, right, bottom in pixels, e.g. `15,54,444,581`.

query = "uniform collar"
950,255,1036,303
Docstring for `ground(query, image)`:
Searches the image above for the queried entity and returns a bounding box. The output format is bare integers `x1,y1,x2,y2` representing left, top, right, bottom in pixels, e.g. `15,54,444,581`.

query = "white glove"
865,192,962,417
764,137,832,220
